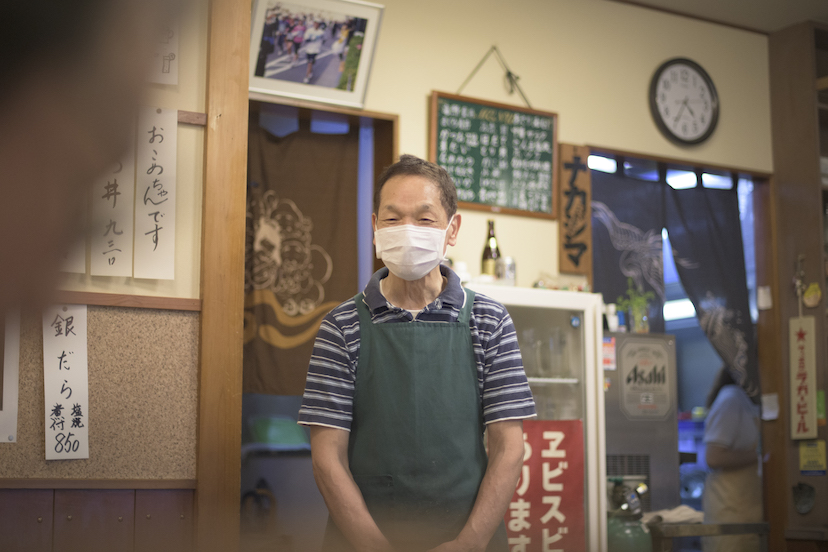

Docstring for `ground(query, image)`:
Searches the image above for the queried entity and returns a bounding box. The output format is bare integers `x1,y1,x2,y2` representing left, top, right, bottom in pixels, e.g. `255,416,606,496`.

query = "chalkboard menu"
429,91,558,219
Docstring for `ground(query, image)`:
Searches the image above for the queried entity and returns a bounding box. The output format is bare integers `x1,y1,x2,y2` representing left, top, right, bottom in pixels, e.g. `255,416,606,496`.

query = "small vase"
630,307,650,334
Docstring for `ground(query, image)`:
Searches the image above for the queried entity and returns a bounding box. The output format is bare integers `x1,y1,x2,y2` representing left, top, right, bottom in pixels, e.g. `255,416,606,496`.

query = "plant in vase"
617,277,655,333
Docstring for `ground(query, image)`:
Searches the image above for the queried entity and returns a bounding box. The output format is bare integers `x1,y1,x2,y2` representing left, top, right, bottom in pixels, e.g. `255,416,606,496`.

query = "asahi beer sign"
619,339,672,420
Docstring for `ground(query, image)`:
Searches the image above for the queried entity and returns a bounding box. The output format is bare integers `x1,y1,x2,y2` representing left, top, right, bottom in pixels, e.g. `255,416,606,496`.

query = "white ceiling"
609,0,828,33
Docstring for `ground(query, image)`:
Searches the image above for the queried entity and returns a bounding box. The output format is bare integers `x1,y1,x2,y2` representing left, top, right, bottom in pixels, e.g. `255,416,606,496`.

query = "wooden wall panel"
755,177,787,552
0,489,54,552
769,22,828,539
53,490,135,552
135,490,194,552
197,0,250,550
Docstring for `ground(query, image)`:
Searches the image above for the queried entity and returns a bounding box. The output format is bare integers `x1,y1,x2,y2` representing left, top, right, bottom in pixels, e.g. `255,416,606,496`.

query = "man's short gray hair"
373,154,458,219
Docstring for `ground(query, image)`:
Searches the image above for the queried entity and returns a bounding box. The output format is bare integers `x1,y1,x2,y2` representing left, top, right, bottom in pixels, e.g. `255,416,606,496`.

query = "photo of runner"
253,1,368,91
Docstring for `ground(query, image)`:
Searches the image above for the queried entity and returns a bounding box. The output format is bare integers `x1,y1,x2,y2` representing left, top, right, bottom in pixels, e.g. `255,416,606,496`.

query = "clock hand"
673,102,686,124
683,98,695,117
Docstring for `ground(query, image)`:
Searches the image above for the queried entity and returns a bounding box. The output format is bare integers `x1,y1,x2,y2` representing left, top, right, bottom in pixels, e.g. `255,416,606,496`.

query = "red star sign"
797,328,808,342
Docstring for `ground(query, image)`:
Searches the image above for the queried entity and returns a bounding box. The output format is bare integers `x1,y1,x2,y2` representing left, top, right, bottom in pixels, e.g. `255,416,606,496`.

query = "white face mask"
374,217,454,281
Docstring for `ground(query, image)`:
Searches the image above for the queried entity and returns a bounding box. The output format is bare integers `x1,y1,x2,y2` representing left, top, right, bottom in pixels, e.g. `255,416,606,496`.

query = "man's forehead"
380,175,440,201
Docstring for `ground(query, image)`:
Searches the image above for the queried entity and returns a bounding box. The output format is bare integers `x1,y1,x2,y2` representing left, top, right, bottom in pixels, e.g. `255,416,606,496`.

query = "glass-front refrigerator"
467,284,607,552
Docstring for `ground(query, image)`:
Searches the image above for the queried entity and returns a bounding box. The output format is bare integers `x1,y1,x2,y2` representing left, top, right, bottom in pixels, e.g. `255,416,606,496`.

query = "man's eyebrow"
379,204,401,214
379,203,439,214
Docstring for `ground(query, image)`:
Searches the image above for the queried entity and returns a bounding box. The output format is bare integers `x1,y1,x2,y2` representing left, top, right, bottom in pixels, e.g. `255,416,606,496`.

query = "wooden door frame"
196,0,250,550
589,144,781,538
197,6,400,548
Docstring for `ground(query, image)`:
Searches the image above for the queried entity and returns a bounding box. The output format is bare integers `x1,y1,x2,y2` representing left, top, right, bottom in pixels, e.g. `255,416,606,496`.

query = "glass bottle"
481,220,500,276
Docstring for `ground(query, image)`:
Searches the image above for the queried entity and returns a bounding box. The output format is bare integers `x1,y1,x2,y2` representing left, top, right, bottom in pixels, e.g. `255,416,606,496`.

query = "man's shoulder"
469,291,508,320
323,296,361,328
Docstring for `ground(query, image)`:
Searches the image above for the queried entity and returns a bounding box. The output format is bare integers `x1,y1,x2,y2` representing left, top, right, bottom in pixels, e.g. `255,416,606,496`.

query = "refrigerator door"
467,285,607,552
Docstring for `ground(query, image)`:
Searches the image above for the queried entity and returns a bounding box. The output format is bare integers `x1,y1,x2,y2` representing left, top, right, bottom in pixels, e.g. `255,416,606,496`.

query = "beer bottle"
481,219,500,276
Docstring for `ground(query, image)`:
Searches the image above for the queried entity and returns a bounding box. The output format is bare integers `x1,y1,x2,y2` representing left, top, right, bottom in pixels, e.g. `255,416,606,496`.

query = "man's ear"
372,213,377,246
446,213,462,247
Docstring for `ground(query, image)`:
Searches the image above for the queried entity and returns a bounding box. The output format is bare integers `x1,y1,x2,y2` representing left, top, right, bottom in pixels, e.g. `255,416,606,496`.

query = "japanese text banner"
42,304,89,460
134,106,177,280
790,316,817,440
91,153,135,276
506,419,586,551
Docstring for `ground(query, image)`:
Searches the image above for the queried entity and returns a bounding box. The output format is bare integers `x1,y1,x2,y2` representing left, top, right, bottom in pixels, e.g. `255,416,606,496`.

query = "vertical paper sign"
42,305,89,460
134,107,177,280
558,144,593,282
60,199,87,274
1,309,21,443
505,420,586,551
790,316,818,439
90,154,135,276
148,21,179,85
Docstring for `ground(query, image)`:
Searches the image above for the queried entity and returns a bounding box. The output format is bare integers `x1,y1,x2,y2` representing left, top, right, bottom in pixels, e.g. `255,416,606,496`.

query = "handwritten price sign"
42,305,89,460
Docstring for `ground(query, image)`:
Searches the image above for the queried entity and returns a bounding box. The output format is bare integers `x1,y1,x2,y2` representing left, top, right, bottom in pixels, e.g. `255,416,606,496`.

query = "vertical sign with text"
558,144,592,283
505,419,586,552
60,199,87,274
91,153,135,276
790,316,817,439
148,21,179,85
42,305,89,460
134,107,177,280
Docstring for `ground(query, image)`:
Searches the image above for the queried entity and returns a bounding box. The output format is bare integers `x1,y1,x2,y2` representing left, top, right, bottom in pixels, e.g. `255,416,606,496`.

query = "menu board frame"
428,91,559,220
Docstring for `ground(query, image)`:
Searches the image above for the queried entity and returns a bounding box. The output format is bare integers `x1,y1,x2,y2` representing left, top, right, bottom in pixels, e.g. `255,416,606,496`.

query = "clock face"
650,58,719,145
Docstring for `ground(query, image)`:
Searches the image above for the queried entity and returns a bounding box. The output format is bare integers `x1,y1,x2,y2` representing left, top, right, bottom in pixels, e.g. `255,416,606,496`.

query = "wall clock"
649,58,719,145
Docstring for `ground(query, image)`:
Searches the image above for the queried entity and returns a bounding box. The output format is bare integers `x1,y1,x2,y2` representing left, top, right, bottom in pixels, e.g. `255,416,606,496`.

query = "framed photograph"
249,0,384,109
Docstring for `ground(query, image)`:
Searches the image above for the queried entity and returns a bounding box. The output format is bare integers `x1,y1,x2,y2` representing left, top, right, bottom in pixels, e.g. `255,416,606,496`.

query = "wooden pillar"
196,0,250,550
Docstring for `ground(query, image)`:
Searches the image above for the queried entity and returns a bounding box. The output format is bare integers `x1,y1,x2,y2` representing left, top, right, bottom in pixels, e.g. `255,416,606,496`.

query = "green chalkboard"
428,91,558,219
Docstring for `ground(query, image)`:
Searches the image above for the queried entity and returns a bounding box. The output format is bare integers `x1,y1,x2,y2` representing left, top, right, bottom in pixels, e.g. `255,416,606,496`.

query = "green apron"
321,289,508,552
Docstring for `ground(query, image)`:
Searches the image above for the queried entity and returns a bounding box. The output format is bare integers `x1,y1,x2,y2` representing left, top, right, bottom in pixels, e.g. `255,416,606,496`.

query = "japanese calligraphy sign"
91,154,135,276
790,316,817,440
506,420,586,552
134,107,177,280
148,21,179,85
1,309,21,443
60,198,87,274
60,240,86,274
42,305,89,460
558,144,592,283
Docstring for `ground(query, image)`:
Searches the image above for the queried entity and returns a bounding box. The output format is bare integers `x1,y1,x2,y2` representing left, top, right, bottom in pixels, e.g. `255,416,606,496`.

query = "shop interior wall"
362,0,772,288
0,307,198,480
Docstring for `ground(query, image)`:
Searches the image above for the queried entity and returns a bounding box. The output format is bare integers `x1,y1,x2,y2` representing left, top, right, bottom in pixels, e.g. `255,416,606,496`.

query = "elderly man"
299,155,536,552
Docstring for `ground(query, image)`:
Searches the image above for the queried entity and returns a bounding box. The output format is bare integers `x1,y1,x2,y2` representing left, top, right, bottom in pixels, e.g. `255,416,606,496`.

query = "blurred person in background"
0,0,171,314
702,366,762,552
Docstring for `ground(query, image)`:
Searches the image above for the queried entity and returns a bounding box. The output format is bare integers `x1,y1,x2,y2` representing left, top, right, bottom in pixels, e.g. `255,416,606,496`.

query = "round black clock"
649,58,719,145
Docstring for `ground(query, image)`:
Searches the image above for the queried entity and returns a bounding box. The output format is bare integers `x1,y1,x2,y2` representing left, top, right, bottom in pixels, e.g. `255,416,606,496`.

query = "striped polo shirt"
298,266,536,430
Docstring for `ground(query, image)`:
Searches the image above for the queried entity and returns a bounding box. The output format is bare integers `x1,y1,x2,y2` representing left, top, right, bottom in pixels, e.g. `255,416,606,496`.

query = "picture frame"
249,0,384,109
